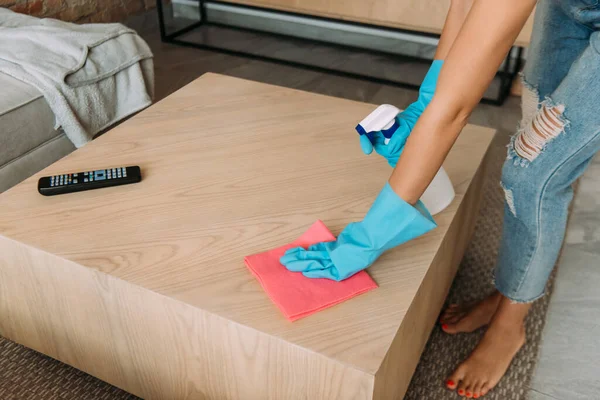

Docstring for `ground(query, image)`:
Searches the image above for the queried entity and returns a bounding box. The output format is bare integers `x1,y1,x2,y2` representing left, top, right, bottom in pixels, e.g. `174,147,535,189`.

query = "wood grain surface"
0,73,495,399
219,0,535,47
0,236,375,400
373,158,487,399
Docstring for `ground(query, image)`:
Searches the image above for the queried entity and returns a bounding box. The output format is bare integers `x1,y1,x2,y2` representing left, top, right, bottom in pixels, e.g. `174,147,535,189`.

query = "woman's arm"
389,0,536,204
435,0,474,60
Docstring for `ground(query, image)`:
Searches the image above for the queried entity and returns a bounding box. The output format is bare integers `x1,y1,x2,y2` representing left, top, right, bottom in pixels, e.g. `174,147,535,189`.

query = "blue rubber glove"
280,183,437,281
360,60,444,167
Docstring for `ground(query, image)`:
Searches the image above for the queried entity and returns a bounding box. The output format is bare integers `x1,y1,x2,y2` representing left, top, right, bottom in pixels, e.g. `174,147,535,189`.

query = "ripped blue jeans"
494,0,600,303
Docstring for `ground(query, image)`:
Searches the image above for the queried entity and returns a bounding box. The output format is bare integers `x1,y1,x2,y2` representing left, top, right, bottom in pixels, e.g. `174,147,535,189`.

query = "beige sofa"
0,73,76,193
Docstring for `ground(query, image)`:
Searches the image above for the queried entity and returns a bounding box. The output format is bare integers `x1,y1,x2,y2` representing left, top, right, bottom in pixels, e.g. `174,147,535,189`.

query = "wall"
1,0,156,23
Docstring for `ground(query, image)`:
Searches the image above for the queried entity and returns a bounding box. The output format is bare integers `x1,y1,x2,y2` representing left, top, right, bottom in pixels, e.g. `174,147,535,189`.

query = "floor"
529,154,600,400
127,9,600,400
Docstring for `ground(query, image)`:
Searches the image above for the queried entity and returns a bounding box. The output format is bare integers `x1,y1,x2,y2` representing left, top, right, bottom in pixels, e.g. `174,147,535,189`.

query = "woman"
281,0,600,397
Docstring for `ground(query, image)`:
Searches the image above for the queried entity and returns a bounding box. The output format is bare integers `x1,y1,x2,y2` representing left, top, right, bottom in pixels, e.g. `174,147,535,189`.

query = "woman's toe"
465,386,474,398
457,379,470,397
480,383,490,396
441,321,462,334
447,364,466,391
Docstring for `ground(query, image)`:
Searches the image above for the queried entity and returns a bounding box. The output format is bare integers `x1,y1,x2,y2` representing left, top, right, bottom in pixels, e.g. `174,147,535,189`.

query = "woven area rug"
405,129,556,400
0,130,555,400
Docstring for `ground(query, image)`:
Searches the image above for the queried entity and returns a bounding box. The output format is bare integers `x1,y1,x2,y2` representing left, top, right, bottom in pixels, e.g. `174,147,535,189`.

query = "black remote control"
38,166,142,196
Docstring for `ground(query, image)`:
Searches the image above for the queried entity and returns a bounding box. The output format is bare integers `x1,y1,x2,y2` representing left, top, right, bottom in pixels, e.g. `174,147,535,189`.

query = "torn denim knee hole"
513,97,568,163
500,183,517,217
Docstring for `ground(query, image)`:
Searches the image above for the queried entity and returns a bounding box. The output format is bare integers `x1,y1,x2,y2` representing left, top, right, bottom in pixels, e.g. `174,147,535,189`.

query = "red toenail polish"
442,324,449,330
459,389,464,395
474,395,479,399
467,392,472,397
446,380,455,387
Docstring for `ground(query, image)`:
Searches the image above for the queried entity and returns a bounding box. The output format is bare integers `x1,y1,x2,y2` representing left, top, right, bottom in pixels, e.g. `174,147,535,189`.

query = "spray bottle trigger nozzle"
355,104,401,145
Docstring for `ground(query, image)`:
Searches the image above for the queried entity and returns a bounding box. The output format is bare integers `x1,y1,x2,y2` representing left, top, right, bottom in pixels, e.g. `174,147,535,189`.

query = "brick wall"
1,0,156,23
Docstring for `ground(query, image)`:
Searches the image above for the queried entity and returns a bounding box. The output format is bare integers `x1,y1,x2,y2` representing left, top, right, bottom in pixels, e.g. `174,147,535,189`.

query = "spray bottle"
356,104,456,216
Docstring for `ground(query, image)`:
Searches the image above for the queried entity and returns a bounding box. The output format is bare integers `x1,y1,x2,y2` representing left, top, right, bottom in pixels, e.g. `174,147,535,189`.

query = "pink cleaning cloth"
244,220,378,321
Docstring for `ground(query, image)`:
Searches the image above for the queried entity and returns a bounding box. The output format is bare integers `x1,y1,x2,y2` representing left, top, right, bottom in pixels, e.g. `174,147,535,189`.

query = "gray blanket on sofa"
0,8,154,148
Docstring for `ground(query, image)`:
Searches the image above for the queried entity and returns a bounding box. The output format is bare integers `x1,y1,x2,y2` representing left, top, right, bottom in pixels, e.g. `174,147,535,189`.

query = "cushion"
0,72,63,167
0,72,74,193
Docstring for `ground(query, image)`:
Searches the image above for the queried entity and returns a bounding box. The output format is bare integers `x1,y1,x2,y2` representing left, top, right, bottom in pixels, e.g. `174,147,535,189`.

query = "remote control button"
84,178,88,182
73,179,78,184
73,173,78,177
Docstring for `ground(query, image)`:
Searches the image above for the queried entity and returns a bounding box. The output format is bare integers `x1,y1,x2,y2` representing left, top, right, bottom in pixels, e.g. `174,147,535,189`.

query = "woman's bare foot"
440,291,502,334
444,296,531,398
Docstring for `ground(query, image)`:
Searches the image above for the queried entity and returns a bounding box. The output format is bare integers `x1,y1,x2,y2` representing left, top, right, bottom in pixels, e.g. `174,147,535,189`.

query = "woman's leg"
443,0,600,397
441,0,595,335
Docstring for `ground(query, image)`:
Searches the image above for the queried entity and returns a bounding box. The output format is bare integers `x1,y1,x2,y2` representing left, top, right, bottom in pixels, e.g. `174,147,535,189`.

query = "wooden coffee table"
0,74,494,399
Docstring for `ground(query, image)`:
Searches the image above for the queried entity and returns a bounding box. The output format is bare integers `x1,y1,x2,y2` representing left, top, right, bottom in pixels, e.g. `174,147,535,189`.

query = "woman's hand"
360,60,443,167
280,183,437,281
